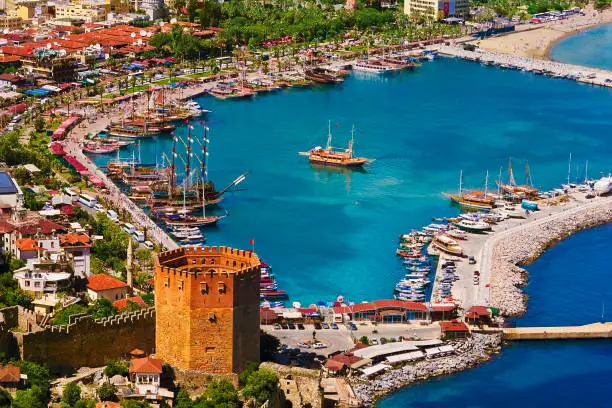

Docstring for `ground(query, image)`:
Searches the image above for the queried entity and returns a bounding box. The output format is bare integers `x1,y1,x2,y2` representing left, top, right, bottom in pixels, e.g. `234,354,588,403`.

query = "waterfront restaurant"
332,299,429,323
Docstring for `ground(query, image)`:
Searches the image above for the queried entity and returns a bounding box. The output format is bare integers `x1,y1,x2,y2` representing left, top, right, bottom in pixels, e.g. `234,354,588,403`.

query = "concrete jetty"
434,44,612,88
478,322,612,340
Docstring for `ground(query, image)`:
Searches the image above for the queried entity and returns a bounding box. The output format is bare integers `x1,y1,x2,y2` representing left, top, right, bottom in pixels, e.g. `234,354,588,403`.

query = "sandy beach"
472,5,612,59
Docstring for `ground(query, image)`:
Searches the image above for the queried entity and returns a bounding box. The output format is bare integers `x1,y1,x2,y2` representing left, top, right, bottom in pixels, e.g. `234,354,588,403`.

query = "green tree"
359,336,369,345
242,368,278,405
175,389,193,408
11,361,50,389
0,387,12,408
121,401,152,408
97,383,117,401
51,303,89,326
74,400,96,408
13,386,48,408
62,383,81,407
33,116,45,132
90,298,118,319
195,379,239,408
104,360,129,377
238,361,259,387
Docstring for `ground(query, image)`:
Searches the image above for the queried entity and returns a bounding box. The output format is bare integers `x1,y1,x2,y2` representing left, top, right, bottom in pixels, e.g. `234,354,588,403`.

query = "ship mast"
459,169,463,195
201,124,209,216
185,123,192,189
348,125,355,158
567,152,572,185
585,160,589,183
169,132,176,200
326,120,332,150
525,160,530,187
508,157,516,186
484,170,488,196
497,166,503,195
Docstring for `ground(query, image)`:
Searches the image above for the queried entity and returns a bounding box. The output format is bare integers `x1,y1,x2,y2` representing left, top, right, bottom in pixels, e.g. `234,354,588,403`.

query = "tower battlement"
155,246,261,374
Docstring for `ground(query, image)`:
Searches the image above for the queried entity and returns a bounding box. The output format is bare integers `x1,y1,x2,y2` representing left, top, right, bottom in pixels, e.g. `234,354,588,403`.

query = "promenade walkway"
434,44,612,88
64,119,178,251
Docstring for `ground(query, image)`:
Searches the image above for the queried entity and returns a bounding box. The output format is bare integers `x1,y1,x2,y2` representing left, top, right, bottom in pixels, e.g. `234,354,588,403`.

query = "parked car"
288,322,296,330
321,322,329,329
297,323,305,330
297,342,310,348
273,323,281,330
281,323,289,329
314,322,322,330
331,323,339,329
350,323,358,331
468,256,476,265
313,343,326,349
371,339,379,345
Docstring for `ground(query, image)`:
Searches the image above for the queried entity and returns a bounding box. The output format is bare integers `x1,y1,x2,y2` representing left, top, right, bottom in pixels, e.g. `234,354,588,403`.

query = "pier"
478,323,612,340
434,44,612,88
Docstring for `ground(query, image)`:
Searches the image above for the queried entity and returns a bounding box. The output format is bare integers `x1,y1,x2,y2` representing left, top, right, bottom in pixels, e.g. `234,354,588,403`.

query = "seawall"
488,198,612,317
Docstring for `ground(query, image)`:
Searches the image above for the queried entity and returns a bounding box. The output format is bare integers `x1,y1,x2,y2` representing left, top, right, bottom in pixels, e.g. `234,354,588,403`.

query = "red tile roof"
113,296,146,311
467,306,490,317
87,274,127,292
439,320,469,332
329,352,363,367
129,356,162,375
333,299,428,315
0,365,20,383
60,233,92,247
16,238,43,252
325,359,345,371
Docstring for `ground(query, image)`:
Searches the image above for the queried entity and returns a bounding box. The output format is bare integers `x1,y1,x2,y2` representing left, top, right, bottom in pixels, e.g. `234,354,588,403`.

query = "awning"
360,363,389,377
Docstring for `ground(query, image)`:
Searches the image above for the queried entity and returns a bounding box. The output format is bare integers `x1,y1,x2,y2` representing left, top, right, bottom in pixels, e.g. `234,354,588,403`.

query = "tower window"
177,280,184,290
217,282,226,293
200,282,208,294
164,277,169,287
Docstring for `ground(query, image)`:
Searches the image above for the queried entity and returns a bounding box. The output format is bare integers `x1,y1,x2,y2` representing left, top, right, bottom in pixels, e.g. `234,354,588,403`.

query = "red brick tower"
154,246,261,374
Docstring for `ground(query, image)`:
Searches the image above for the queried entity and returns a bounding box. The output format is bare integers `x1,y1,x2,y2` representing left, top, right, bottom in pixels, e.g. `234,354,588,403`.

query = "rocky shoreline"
490,200,612,317
352,333,502,405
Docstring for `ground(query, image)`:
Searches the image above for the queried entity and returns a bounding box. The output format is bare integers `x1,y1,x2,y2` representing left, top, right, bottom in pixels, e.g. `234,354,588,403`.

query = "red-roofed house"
465,306,491,325
332,299,429,323
113,296,147,311
87,274,128,302
128,356,171,398
0,364,25,389
15,238,44,260
60,233,92,277
439,320,470,338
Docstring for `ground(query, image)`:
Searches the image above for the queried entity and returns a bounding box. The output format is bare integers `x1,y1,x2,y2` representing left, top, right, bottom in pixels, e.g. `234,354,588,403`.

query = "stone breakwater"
353,333,502,405
490,200,612,317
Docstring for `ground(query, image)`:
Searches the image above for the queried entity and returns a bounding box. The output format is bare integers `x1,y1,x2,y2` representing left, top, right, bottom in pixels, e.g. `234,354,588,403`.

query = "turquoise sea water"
93,58,612,306
378,224,612,408
550,23,612,70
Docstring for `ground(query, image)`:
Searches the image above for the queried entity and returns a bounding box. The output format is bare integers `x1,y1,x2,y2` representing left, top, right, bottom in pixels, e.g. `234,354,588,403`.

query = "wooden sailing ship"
496,158,539,198
443,170,495,211
299,122,372,168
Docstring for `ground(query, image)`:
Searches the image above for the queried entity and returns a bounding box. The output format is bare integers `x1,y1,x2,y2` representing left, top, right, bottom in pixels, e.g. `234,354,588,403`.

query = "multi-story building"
21,49,80,83
155,246,261,374
54,4,106,22
403,0,468,20
0,172,23,209
0,16,24,30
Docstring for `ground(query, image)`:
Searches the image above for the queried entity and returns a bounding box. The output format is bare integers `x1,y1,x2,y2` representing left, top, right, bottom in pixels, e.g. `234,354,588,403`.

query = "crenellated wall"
4,307,156,375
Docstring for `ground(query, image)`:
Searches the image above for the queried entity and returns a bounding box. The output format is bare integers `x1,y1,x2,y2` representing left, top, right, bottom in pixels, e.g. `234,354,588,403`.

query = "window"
217,282,225,293
200,282,208,294
34,282,40,288
25,280,30,287
164,277,169,287
177,279,184,290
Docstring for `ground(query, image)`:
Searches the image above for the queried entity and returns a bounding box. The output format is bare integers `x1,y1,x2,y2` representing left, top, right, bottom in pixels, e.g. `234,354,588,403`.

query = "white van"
133,230,145,243
123,223,135,235
106,209,118,222
143,240,154,250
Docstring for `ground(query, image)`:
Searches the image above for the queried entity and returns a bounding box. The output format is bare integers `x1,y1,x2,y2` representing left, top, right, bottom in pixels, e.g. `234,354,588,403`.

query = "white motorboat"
454,219,492,232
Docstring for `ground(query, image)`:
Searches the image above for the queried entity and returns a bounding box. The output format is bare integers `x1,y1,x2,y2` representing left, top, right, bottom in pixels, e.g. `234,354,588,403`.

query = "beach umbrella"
316,301,326,307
